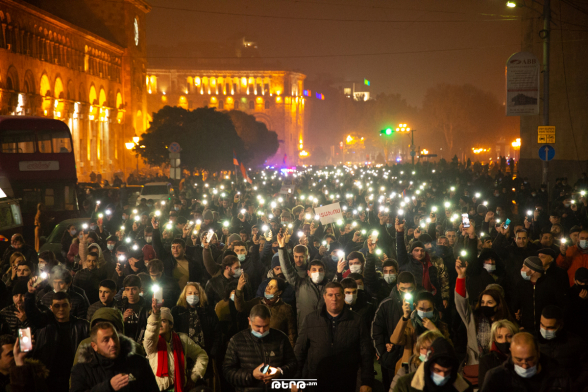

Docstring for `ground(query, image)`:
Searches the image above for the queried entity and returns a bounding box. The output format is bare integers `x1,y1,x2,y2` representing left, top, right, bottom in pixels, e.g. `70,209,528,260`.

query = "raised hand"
395,218,405,233
455,258,466,279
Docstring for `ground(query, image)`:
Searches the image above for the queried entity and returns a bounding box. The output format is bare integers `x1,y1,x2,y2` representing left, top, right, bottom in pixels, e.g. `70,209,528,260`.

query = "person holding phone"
224,304,297,391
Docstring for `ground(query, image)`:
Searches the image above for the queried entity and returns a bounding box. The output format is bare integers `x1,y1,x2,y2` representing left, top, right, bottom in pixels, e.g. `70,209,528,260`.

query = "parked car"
38,218,91,262
124,185,143,207
136,182,172,205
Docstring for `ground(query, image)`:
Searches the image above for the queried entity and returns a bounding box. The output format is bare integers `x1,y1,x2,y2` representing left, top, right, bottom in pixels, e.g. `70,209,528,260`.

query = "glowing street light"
512,138,521,148
506,1,517,8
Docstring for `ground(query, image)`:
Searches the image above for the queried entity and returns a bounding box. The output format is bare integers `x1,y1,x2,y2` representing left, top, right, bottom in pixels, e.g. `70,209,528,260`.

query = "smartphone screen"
462,213,470,228
153,287,163,304
504,218,511,228
261,364,270,374
19,328,32,352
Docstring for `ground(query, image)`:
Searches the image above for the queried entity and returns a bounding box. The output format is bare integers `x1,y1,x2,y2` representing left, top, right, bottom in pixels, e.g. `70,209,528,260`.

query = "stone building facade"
146,68,307,166
0,0,150,182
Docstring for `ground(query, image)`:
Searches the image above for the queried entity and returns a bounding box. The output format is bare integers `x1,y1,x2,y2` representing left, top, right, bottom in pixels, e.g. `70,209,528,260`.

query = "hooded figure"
466,249,511,306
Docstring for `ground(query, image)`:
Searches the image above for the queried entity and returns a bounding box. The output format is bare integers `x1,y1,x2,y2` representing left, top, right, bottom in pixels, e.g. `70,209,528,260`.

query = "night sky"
145,0,523,107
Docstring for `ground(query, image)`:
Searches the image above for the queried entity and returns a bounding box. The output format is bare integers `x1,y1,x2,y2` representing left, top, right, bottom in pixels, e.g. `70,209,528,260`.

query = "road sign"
170,167,181,180
169,142,181,153
538,145,555,161
410,151,416,157
538,126,555,144
170,158,181,168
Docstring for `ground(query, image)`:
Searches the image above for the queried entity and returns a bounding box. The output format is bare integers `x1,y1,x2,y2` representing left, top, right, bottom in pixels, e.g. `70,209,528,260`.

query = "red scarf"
156,332,185,392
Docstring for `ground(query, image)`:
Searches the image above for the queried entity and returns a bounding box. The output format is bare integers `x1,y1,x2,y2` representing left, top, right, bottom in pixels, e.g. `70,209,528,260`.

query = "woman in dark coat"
478,319,519,386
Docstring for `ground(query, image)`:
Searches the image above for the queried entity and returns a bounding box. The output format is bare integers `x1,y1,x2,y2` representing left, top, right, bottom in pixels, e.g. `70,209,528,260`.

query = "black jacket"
346,289,375,326
24,292,89,374
294,305,374,391
0,304,30,337
223,328,297,392
152,228,206,282
363,251,395,304
537,329,588,386
1,245,38,268
478,349,508,388
171,304,221,358
512,273,565,332
115,297,149,342
70,334,159,392
73,268,101,304
86,298,121,321
481,355,573,392
370,286,408,370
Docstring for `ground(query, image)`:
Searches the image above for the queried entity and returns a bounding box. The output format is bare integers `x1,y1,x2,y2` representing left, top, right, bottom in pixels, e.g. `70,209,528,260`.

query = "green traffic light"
385,128,392,135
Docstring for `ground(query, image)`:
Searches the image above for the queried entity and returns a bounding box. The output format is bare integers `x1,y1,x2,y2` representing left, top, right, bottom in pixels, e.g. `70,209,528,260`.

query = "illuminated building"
146,68,306,166
0,0,150,181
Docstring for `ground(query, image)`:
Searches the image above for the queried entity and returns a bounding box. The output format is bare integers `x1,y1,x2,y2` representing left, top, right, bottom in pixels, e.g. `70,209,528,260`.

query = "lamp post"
125,136,140,175
395,124,415,166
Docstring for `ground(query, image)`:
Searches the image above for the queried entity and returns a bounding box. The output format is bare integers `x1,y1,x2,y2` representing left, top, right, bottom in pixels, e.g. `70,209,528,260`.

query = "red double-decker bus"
0,116,78,238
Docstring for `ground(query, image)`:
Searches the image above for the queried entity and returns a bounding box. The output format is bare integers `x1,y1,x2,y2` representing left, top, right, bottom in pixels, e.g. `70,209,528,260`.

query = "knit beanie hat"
12,278,29,296
160,307,174,324
228,234,241,244
410,241,425,252
523,256,544,273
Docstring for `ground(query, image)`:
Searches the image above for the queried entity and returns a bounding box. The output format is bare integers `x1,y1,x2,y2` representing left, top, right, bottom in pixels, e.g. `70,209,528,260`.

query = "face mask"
419,354,427,362
272,246,279,253
233,268,242,278
480,305,496,319
90,225,96,231
311,271,325,284
345,293,357,305
251,329,269,339
540,327,557,340
107,244,115,251
383,273,397,284
495,341,510,354
237,254,246,262
145,237,152,244
521,270,532,281
38,262,47,271
139,292,144,297
431,372,450,386
230,293,235,301
187,295,199,306
357,284,364,291
174,207,180,211
349,264,362,274
386,223,393,228
70,229,77,236
331,255,339,262
417,309,434,319
484,264,496,272
514,364,537,378
264,292,275,300
580,240,588,249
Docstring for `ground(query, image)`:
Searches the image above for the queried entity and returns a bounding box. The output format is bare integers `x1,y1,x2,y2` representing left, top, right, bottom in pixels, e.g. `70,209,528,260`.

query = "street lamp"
506,1,517,8
126,137,140,175
397,123,416,166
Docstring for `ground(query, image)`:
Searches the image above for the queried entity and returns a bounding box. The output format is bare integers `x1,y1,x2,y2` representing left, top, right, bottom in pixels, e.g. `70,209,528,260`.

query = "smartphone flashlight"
460,250,467,257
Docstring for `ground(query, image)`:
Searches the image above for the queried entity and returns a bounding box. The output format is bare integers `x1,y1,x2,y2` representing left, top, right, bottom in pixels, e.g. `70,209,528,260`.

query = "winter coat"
234,293,297,347
371,286,408,371
537,329,588,385
73,268,101,304
1,245,38,268
346,289,376,327
223,328,298,392
115,297,150,342
492,233,538,288
478,345,508,388
70,333,159,392
171,304,221,358
396,232,440,301
294,305,374,391
512,273,565,332
364,251,395,304
557,244,588,287
455,277,487,366
152,228,206,281
256,275,296,310
73,306,145,366
467,249,511,306
278,248,326,331
0,303,31,337
480,355,573,392
144,312,209,390
394,362,472,392
40,285,90,320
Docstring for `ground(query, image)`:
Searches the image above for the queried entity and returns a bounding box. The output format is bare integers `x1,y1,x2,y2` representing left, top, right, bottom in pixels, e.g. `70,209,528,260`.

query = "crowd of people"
0,163,586,392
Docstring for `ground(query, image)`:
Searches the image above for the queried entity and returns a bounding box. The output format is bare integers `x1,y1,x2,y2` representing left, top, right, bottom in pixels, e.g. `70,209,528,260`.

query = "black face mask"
480,305,496,319
495,341,510,354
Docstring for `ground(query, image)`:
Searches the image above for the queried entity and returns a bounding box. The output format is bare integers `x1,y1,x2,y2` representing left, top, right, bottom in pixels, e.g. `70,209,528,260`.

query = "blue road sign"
538,145,555,161
169,142,180,153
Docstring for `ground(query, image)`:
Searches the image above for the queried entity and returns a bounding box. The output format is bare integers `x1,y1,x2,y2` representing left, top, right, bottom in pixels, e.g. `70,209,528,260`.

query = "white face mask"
383,273,397,284
187,295,199,306
345,293,357,305
310,271,325,284
484,264,496,272
540,327,557,340
357,284,364,291
349,264,362,274
145,237,152,244
514,364,537,378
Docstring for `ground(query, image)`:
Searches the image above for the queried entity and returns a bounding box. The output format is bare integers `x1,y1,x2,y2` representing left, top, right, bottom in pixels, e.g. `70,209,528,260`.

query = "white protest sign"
279,185,294,195
314,202,343,225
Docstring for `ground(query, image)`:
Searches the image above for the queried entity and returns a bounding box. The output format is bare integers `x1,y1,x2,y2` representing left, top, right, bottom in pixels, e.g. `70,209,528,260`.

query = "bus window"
0,131,36,153
44,188,55,208
38,132,52,153
64,185,76,211
37,130,72,153
52,130,72,153
0,204,14,229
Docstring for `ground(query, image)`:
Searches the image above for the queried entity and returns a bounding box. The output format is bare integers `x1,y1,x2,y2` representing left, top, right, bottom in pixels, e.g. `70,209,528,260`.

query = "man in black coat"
481,332,573,392
70,321,158,392
25,278,89,392
371,271,417,389
41,268,90,320
295,281,374,392
223,304,297,392
73,251,101,304
536,305,588,389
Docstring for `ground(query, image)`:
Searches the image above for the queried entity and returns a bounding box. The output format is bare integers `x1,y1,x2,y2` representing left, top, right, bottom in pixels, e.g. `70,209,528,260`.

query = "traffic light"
380,128,393,136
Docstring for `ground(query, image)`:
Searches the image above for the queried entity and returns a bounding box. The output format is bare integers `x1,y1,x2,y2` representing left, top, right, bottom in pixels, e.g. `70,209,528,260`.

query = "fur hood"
77,334,137,365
